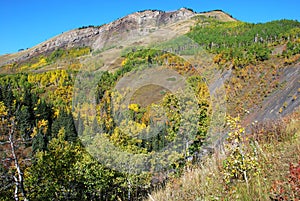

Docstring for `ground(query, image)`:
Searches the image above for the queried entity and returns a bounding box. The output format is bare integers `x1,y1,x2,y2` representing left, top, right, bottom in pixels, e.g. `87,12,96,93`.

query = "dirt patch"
115,66,186,107
272,44,286,56
130,84,170,107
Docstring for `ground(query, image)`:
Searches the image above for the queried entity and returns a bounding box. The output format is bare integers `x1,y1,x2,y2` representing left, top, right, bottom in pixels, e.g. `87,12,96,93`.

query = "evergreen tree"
51,110,77,142
2,86,14,113
32,129,48,153
16,105,33,141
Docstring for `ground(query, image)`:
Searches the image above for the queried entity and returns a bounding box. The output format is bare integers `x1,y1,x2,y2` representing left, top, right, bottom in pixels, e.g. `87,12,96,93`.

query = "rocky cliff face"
0,8,234,66
5,27,101,65
92,8,196,50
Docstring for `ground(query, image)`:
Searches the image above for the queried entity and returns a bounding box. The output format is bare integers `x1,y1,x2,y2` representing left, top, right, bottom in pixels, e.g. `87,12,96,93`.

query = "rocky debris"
244,63,300,124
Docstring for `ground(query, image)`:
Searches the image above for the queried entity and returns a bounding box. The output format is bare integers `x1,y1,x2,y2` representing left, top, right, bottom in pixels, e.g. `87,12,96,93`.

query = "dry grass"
130,84,170,107
146,111,300,201
198,11,237,22
147,155,225,201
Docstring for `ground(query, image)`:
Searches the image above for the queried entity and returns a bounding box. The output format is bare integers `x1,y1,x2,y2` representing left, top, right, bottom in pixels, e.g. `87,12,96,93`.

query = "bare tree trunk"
148,193,156,201
127,178,131,201
9,120,29,201
13,176,19,201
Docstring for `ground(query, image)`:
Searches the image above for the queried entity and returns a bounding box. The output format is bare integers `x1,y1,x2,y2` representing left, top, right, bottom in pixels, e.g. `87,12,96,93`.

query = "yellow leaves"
121,58,128,66
110,127,123,144
21,57,48,71
109,126,147,154
0,101,7,116
19,47,89,72
38,119,48,128
27,74,35,84
138,122,147,130
31,127,38,138
32,119,49,138
28,69,71,89
53,108,59,118
292,95,297,101
46,127,69,152
213,53,223,64
223,115,260,184
0,101,8,127
226,115,241,129
197,82,210,103
128,103,139,112
57,127,66,141
288,27,300,39
119,120,148,137
67,47,91,58
58,70,69,86
51,85,73,108
284,54,300,65
20,64,30,71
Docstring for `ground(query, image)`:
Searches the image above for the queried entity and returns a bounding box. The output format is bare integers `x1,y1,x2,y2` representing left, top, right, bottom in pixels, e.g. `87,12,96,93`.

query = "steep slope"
0,8,236,68
244,63,300,123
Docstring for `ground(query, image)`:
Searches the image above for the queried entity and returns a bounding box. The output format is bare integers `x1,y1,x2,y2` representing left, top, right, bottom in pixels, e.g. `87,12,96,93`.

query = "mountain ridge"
0,8,235,67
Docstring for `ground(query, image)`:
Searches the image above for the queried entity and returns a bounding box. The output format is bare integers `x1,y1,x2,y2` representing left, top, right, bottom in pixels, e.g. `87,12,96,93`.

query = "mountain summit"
0,9,235,66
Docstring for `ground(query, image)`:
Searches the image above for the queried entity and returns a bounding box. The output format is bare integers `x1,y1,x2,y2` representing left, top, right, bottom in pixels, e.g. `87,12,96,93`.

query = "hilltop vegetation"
0,10,300,201
1,47,91,73
188,18,300,68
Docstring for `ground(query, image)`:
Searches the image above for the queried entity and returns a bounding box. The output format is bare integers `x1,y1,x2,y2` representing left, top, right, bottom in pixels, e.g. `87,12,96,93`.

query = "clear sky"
0,0,299,55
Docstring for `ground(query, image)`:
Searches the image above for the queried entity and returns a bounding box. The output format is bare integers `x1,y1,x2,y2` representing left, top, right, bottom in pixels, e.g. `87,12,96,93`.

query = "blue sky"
0,0,299,55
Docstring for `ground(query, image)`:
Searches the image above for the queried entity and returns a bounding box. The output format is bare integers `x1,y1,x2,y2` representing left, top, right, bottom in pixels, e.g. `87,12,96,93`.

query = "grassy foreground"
147,110,300,201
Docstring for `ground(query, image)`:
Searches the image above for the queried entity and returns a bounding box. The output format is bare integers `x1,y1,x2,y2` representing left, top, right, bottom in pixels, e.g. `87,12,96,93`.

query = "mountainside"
0,8,299,201
0,8,235,67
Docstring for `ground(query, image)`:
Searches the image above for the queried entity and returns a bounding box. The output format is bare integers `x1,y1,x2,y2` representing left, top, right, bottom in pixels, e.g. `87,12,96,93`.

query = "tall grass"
146,110,300,201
